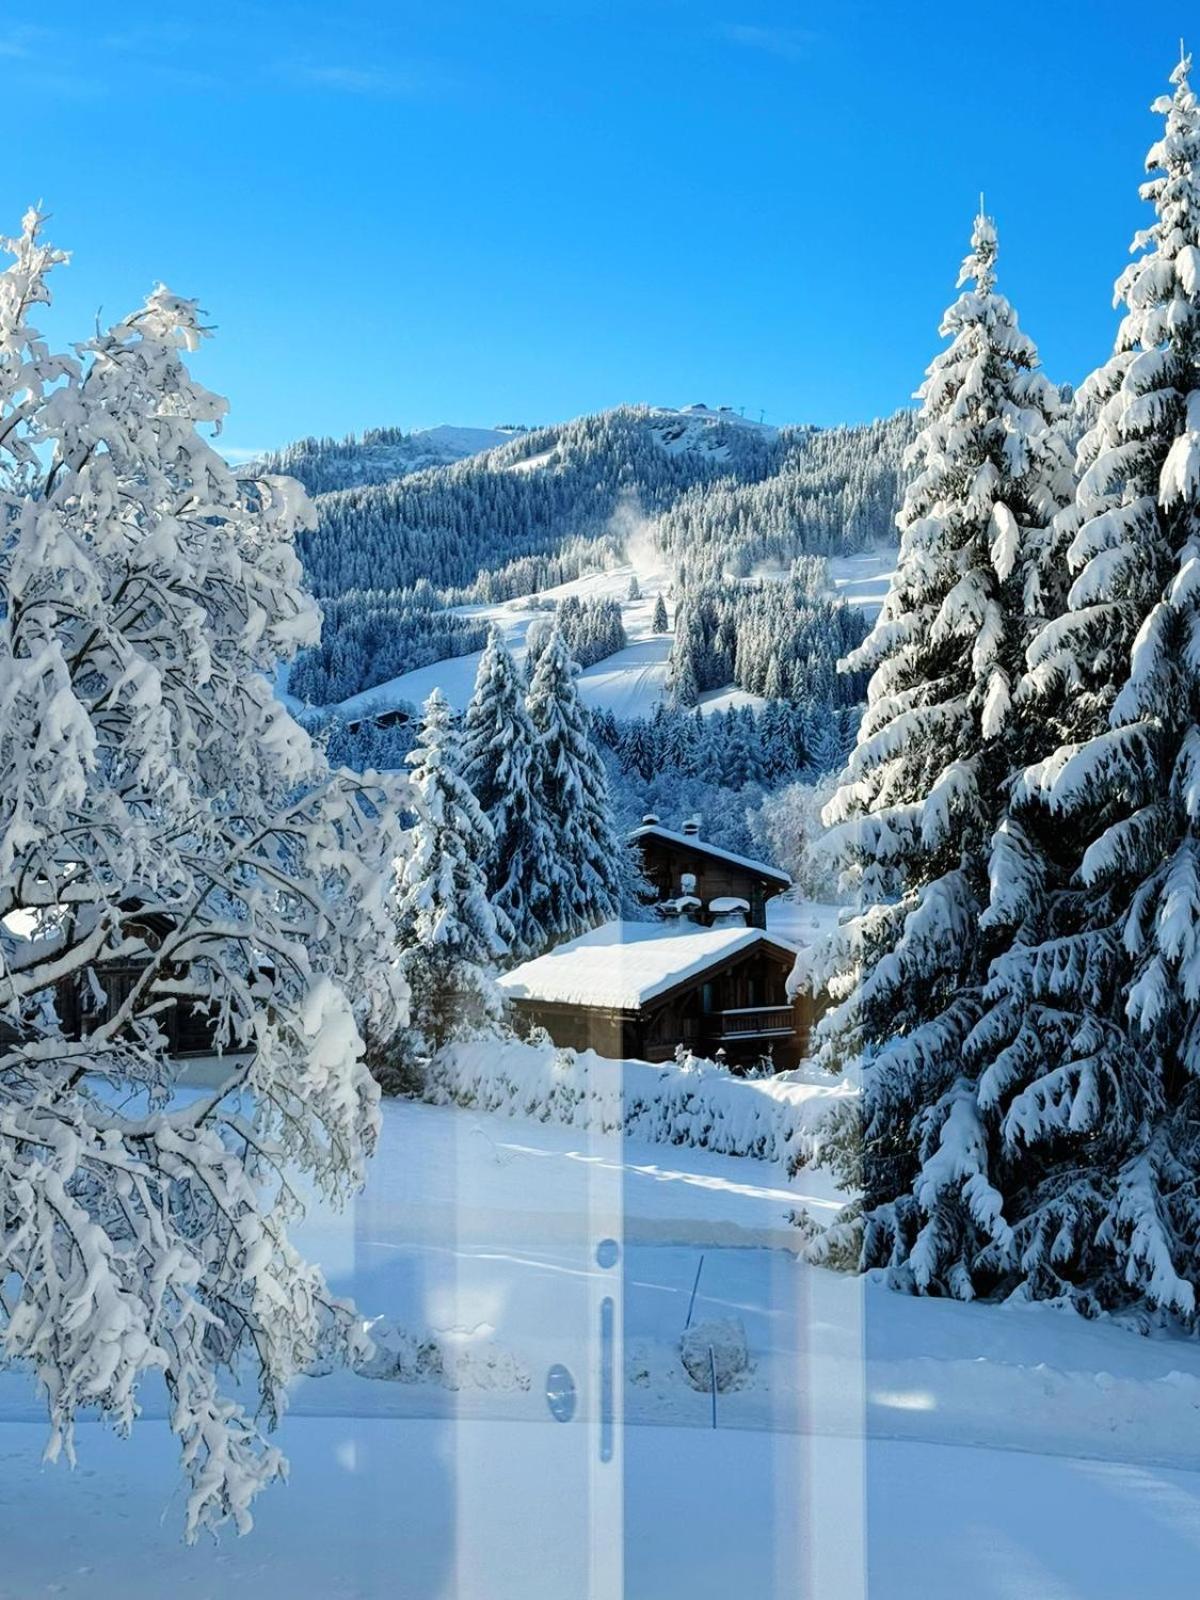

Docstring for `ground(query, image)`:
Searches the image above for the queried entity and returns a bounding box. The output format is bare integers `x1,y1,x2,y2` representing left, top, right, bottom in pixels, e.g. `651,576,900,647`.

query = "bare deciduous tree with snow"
0,212,407,1538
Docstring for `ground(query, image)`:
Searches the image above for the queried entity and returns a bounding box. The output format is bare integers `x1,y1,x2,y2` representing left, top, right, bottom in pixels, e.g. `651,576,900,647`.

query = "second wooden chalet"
628,814,791,929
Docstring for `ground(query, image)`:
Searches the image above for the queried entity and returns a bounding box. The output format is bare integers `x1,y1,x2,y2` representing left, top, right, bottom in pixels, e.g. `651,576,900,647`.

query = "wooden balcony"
712,1005,795,1041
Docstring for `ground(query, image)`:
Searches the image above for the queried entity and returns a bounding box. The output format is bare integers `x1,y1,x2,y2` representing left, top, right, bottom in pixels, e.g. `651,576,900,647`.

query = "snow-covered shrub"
750,778,842,899
0,213,407,1539
680,1317,750,1392
357,1318,530,1393
421,1039,852,1174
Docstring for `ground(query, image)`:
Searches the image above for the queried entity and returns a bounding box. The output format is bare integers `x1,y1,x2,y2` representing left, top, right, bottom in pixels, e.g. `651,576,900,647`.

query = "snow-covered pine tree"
671,650,701,710
801,207,1073,1290
526,629,623,943
0,212,407,1537
652,592,669,633
461,626,556,959
628,573,641,601
960,56,1200,1320
395,690,510,1054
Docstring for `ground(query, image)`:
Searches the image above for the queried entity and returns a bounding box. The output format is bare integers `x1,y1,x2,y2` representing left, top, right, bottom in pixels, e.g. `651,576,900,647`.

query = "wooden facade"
630,824,790,930
511,933,811,1071
53,908,220,1058
56,956,217,1057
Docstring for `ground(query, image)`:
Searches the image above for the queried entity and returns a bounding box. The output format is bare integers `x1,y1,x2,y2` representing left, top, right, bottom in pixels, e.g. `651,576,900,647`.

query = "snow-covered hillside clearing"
7,1086,1200,1598
321,556,768,724
827,547,896,622
307,540,894,727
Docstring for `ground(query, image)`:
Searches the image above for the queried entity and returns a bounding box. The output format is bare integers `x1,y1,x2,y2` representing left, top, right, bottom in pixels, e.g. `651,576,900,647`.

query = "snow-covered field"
6,1093,1200,1597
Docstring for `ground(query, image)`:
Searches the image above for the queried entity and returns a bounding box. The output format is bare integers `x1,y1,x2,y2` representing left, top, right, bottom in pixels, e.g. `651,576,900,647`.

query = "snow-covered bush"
0,213,407,1538
679,1317,750,1392
750,779,842,899
421,1039,852,1174
357,1318,530,1393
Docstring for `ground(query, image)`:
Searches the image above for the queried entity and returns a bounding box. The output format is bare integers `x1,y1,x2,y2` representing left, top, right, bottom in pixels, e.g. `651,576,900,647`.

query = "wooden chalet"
628,815,791,930
499,816,818,1070
499,920,811,1071
7,903,227,1059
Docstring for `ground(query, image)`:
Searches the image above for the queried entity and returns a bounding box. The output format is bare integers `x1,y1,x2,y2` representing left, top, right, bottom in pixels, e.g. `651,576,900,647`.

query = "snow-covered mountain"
270,401,913,708
300,404,908,605
249,421,524,495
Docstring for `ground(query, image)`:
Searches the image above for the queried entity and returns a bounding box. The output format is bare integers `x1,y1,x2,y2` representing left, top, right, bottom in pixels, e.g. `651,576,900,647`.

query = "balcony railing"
712,1005,795,1040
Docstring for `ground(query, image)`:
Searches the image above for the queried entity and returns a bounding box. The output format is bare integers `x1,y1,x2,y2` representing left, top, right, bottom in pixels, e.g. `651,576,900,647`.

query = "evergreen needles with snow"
0,213,408,1537
396,690,510,1053
953,57,1200,1320
526,629,623,944
802,207,1074,1294
461,627,557,959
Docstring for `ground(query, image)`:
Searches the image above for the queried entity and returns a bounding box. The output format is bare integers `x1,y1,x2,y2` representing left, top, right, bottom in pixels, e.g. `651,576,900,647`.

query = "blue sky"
7,4,1194,454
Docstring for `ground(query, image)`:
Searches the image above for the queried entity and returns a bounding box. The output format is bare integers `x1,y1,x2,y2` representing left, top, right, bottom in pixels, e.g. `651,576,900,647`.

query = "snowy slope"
324,556,759,723
828,547,896,622
11,1414,1200,1600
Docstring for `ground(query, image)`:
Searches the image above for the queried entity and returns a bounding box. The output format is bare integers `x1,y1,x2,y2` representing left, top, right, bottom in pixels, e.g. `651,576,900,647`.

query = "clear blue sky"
8,4,1193,455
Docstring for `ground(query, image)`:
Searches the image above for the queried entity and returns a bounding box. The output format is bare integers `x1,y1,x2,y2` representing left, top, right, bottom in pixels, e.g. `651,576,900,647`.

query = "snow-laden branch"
0,212,409,1538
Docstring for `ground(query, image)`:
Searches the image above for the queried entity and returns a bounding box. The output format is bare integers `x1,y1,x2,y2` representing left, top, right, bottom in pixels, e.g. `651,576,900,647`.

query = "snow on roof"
628,825,792,889
497,920,796,1012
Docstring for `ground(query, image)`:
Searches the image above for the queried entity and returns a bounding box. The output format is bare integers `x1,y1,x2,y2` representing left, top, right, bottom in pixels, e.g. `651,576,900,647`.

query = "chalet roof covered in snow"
627,824,792,889
497,920,797,1012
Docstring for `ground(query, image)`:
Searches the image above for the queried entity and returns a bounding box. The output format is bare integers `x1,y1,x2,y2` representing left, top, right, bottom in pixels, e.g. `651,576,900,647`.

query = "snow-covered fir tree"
652,592,669,633
943,57,1200,1319
0,212,407,1537
627,572,641,601
461,627,556,959
801,207,1073,1288
393,691,509,1055
526,629,623,943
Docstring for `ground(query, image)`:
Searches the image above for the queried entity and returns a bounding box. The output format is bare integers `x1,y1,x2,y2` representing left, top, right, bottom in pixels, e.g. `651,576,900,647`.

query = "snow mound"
358,1317,531,1394
421,1038,852,1174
